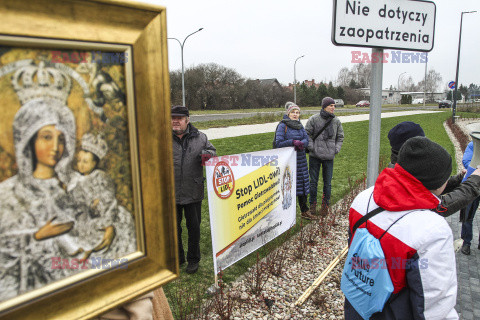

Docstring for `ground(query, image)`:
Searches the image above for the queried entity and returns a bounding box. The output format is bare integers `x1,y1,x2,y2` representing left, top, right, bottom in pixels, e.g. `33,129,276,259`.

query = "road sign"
332,0,436,52
448,81,456,89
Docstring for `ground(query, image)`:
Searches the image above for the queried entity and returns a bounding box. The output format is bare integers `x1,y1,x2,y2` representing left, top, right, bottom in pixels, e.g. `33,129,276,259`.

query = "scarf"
390,149,399,165
281,118,303,130
320,109,335,139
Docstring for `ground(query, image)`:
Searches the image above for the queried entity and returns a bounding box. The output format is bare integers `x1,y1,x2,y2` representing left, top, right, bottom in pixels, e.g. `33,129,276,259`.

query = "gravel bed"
206,198,356,319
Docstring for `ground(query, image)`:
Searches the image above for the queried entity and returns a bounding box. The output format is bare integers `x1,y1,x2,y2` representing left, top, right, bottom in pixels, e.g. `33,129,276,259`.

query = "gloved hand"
293,140,304,151
200,150,213,165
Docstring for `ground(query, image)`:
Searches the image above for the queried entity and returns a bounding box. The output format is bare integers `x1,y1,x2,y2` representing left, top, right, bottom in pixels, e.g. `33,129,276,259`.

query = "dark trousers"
308,157,334,206
176,201,202,264
298,195,309,213
461,197,480,246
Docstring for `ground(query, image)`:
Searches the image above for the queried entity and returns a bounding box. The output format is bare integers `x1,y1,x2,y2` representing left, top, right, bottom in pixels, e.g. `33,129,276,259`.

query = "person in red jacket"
345,137,458,319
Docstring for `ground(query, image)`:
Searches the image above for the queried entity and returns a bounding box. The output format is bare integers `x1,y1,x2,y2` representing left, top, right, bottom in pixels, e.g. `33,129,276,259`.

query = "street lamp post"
423,52,428,108
452,11,476,124
293,55,305,104
397,72,407,104
168,28,204,107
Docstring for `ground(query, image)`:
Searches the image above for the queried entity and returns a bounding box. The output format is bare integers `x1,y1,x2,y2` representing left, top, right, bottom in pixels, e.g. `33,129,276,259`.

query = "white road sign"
332,0,436,51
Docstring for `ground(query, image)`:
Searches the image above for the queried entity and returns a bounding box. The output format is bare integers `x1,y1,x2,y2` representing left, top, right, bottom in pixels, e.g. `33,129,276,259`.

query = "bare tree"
171,62,288,110
400,76,418,92
417,69,442,101
336,67,350,87
349,63,371,88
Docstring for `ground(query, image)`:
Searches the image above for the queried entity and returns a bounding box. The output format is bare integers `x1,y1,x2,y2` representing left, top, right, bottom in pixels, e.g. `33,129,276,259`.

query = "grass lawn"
193,108,438,130
164,111,455,315
189,104,438,115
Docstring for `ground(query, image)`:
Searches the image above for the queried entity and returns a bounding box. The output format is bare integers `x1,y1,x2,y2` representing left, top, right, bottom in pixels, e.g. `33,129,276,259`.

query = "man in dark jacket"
305,97,344,216
172,105,216,274
387,121,480,217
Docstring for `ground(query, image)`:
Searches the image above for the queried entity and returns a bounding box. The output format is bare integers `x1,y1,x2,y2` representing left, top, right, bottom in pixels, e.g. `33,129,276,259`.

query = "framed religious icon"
0,0,178,319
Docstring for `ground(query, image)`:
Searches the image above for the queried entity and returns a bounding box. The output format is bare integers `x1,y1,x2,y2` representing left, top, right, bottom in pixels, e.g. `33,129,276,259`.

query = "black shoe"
186,262,199,274
478,243,480,250
461,244,471,255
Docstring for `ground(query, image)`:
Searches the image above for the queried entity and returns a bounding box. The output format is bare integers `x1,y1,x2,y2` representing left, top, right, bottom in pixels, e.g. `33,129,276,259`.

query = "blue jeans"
309,157,334,206
461,197,480,246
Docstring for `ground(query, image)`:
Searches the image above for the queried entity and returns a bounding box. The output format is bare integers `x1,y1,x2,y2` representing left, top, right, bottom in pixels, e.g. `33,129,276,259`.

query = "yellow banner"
212,164,282,255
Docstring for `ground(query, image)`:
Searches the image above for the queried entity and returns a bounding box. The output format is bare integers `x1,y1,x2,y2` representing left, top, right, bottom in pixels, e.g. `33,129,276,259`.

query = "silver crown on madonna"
12,61,72,105
81,133,108,160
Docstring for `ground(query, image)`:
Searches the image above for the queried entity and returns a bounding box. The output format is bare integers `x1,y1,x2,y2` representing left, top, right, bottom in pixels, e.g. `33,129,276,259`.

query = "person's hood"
373,164,440,211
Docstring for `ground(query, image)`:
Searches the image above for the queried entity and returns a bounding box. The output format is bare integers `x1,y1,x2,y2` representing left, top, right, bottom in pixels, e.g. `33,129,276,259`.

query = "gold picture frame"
0,0,177,319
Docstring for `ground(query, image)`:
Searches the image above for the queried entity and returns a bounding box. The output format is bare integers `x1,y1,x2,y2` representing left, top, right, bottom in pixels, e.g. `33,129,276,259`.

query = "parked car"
438,100,452,108
356,100,370,107
412,98,424,104
334,99,344,107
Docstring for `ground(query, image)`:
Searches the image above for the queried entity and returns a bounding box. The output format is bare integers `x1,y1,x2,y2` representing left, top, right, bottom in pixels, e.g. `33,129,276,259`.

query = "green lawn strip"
189,104,437,115
193,109,432,130
164,111,453,313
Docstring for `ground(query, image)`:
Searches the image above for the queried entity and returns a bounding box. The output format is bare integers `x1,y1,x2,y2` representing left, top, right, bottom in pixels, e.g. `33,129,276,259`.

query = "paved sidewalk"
446,209,480,320
202,110,442,140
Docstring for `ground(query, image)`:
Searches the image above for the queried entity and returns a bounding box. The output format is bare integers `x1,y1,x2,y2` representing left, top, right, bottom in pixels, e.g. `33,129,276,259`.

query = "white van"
412,98,424,104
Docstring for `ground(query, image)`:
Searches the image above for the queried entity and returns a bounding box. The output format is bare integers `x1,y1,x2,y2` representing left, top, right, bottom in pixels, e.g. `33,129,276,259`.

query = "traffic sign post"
448,81,455,112
332,0,436,187
452,79,458,123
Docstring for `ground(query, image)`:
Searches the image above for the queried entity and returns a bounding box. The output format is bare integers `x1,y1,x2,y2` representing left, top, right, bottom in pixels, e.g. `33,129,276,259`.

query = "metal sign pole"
366,48,384,188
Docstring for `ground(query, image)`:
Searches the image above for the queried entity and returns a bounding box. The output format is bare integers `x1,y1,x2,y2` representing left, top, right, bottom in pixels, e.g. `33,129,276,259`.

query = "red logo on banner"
213,161,235,199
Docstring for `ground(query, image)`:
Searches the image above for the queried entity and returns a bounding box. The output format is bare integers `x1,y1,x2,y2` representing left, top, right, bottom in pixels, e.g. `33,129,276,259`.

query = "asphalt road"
190,105,440,122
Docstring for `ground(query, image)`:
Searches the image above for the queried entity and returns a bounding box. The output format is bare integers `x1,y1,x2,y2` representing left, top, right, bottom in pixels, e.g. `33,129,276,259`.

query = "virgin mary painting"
0,55,137,302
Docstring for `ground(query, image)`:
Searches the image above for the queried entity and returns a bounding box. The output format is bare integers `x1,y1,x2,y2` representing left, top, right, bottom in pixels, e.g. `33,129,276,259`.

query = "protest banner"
206,147,297,273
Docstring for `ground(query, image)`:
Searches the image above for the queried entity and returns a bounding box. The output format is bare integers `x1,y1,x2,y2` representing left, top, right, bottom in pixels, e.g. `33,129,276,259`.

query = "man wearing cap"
387,121,480,217
305,97,344,216
171,105,216,274
345,137,458,319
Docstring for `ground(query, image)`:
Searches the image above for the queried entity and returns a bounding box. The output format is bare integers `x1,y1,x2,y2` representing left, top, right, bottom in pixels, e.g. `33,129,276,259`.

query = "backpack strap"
352,206,385,235
352,207,417,240
312,117,333,142
378,210,416,241
273,122,281,148
273,122,289,148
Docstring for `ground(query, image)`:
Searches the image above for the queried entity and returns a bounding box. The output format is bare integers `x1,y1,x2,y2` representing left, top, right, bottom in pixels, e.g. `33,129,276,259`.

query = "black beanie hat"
322,97,335,109
397,136,452,190
388,121,425,152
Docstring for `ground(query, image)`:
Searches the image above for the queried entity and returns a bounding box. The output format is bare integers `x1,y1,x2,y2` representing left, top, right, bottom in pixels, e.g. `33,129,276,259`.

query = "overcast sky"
140,0,479,91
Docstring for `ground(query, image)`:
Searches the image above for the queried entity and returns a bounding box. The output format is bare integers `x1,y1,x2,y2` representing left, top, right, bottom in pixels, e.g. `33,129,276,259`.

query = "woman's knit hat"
285,101,300,115
398,136,452,190
322,97,335,109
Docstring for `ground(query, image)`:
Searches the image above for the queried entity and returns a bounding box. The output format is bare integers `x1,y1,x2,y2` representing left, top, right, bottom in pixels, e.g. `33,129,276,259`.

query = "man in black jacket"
172,105,216,274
